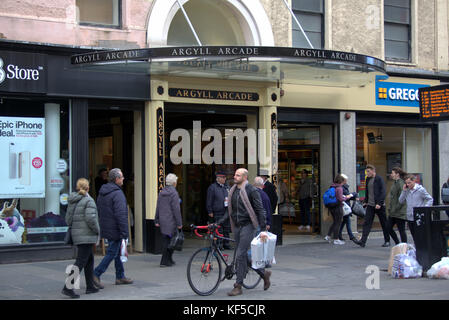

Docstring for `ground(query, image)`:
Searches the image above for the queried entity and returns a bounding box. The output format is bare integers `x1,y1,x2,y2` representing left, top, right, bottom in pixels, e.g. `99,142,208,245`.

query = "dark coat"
206,182,229,217
155,186,183,237
257,188,272,226
66,192,100,245
263,180,278,214
365,175,386,207
97,182,129,241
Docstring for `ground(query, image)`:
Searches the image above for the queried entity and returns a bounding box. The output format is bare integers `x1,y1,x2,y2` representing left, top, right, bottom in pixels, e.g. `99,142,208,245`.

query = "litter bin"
413,206,449,272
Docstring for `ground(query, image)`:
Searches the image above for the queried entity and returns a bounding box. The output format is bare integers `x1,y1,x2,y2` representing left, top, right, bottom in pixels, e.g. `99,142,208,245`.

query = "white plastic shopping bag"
250,231,277,269
120,239,129,263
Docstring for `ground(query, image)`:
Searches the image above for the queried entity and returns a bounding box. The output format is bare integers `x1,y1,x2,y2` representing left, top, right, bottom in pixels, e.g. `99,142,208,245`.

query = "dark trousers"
360,205,389,244
160,235,175,266
299,198,312,226
234,224,265,285
68,244,95,290
327,206,343,240
387,216,407,244
338,214,354,240
408,221,417,244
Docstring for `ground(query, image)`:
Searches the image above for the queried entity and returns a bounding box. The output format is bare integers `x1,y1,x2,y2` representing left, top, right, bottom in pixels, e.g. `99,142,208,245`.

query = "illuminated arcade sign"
375,76,429,107
419,84,449,121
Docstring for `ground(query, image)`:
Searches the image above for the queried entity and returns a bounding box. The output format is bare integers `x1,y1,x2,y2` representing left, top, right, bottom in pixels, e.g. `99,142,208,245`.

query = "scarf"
227,180,260,233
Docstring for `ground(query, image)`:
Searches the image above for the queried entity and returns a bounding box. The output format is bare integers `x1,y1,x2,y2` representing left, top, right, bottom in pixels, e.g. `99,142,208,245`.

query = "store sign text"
169,88,259,102
376,76,430,107
0,57,42,84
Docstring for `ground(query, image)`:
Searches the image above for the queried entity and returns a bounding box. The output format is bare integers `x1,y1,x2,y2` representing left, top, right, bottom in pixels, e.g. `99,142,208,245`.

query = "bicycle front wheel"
187,247,222,296
242,266,263,289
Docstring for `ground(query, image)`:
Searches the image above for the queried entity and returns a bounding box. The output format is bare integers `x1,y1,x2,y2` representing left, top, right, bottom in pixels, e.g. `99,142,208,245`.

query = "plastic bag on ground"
426,257,449,279
391,253,422,279
388,243,408,275
250,231,277,269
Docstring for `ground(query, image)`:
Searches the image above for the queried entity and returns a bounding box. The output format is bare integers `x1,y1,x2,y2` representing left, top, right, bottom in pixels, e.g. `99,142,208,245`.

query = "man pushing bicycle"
216,168,272,296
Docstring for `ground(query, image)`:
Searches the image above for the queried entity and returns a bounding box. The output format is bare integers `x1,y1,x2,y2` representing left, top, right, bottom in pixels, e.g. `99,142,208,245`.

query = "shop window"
0,100,70,246
356,126,432,202
384,0,411,62
292,0,324,49
76,0,121,28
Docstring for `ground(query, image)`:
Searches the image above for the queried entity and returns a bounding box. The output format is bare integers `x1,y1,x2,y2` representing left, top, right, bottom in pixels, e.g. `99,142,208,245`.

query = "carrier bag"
250,231,277,269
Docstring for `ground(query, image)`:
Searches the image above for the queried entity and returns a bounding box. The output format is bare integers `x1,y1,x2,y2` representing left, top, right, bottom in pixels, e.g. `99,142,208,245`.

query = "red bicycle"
187,224,262,296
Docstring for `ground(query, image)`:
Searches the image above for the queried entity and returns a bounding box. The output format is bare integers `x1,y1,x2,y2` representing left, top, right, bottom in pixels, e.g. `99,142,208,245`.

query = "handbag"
342,202,352,216
351,200,366,218
442,188,449,203
169,229,184,251
64,226,73,245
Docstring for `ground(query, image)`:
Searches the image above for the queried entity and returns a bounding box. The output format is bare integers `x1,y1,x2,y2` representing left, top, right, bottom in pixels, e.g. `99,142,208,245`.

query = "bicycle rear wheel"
242,265,262,289
187,247,222,296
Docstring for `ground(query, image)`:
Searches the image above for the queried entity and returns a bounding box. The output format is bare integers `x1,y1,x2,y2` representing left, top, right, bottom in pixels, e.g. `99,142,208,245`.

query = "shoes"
160,263,172,268
263,270,272,290
324,235,330,242
338,236,345,241
304,225,311,231
227,283,243,296
382,242,390,247
86,287,99,294
115,277,133,285
92,275,104,289
353,239,365,247
333,239,345,245
61,286,80,299
298,225,305,231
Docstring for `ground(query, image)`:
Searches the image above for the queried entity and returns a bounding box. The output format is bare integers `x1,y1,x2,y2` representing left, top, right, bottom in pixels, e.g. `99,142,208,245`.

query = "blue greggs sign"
375,75,429,107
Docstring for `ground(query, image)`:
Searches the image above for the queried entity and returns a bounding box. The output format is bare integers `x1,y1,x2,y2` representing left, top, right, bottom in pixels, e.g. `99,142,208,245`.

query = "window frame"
384,0,412,62
291,0,325,49
76,0,122,29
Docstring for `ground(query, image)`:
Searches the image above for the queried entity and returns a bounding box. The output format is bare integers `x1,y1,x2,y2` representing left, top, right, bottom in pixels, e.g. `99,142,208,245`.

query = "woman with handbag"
62,178,100,298
155,173,183,267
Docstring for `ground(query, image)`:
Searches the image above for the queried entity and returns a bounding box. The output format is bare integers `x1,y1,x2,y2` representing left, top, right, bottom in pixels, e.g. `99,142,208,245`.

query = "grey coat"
155,186,182,237
66,192,100,245
399,184,433,221
388,179,407,220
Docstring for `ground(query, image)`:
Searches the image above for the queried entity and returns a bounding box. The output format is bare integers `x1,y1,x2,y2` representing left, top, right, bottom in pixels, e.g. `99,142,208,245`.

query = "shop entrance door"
164,104,258,228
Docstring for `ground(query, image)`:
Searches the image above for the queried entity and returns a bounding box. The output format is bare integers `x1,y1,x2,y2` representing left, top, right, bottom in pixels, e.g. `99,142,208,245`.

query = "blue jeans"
338,214,354,240
94,239,125,280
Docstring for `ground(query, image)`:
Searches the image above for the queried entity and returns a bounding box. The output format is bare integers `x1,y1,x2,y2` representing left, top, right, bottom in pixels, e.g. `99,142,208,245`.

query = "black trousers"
67,244,95,290
387,216,407,244
327,206,343,240
160,235,175,266
360,205,389,244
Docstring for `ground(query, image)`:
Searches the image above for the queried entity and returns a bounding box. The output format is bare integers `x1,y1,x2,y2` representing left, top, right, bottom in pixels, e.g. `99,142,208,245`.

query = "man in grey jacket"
399,174,433,243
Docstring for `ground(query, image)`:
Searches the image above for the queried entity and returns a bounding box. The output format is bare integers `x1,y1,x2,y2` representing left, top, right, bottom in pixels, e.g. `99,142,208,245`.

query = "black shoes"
92,275,104,289
86,287,100,294
61,286,80,299
382,242,390,247
352,239,365,247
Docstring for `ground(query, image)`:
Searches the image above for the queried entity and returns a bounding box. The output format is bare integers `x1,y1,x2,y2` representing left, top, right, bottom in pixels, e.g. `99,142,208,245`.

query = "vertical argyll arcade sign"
0,51,47,94
156,108,165,193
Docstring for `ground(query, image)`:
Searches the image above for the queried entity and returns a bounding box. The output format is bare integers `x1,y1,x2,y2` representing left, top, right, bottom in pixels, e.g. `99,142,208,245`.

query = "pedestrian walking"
296,169,314,232
399,174,433,244
386,167,408,244
62,178,100,299
353,164,390,248
337,174,358,242
324,174,352,245
93,168,133,288
155,173,183,267
94,168,108,199
441,176,449,205
217,168,272,296
259,169,278,216
206,171,231,249
254,176,272,230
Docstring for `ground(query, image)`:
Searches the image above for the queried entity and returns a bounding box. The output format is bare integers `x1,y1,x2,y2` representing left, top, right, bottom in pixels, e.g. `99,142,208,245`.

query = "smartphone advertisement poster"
0,116,45,198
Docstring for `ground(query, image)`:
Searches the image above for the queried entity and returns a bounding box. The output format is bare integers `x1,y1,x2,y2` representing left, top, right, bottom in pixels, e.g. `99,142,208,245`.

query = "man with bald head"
217,168,271,296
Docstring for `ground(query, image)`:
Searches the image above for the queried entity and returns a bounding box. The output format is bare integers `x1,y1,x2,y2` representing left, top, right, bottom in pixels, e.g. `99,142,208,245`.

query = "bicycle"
187,224,262,296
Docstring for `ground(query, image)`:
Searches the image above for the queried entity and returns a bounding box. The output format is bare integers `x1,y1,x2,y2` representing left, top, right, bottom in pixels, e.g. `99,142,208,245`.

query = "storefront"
0,41,150,263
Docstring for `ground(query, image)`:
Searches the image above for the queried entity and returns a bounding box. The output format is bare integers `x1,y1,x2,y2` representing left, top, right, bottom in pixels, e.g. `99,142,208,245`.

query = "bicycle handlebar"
190,224,224,238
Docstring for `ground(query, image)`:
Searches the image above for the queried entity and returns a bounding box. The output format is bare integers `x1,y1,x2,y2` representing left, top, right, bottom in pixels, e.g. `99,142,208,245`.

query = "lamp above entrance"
70,46,386,88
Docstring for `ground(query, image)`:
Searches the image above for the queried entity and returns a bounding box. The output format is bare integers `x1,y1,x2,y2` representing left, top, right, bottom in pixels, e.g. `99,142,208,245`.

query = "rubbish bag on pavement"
391,253,422,279
426,257,449,279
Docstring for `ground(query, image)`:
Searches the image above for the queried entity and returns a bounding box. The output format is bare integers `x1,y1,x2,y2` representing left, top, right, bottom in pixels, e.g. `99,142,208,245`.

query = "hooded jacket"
388,178,407,220
155,186,183,237
97,182,129,241
66,192,100,245
399,183,433,221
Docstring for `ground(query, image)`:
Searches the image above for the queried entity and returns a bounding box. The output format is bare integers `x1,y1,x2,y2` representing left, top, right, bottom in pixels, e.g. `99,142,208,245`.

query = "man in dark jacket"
93,168,133,287
259,170,278,216
353,164,390,248
217,168,271,297
254,176,272,229
206,171,231,249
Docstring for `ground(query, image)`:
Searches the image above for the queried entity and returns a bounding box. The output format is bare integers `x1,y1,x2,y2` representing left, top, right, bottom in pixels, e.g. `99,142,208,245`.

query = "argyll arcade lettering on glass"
169,88,259,102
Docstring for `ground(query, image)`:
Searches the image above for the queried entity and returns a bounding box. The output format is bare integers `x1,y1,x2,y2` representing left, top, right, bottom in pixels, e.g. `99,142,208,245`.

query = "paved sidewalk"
1,234,448,300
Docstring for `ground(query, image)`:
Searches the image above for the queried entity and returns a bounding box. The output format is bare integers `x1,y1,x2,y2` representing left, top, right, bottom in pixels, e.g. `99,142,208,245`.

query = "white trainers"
324,235,330,241
333,239,345,245
298,225,305,231
304,225,311,231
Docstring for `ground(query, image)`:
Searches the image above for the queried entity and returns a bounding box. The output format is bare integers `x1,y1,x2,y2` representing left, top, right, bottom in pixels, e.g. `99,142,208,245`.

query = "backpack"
323,187,338,207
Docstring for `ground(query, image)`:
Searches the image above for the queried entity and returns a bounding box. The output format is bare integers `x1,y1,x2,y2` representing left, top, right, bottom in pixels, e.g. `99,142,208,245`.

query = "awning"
70,46,386,88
